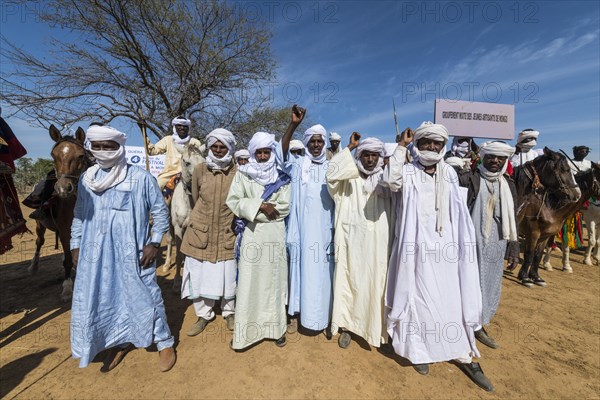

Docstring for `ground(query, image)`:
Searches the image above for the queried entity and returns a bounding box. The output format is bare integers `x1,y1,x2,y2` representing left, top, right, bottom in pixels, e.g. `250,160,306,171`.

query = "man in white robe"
234,149,250,166
226,131,291,350
326,133,392,349
383,122,493,392
510,129,540,168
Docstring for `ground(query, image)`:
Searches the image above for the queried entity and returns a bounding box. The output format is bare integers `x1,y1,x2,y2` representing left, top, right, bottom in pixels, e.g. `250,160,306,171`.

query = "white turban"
207,128,236,153
239,132,278,186
171,117,191,127
86,125,127,146
84,125,127,193
384,143,398,158
412,122,449,167
413,121,449,144
171,117,191,145
234,149,250,159
479,141,515,158
450,136,471,158
330,132,341,141
290,139,305,151
355,137,385,193
517,129,539,143
445,156,465,169
517,129,539,152
206,128,236,170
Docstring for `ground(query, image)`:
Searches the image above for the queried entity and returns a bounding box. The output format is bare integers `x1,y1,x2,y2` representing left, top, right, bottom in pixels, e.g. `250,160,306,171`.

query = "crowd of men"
65,105,595,392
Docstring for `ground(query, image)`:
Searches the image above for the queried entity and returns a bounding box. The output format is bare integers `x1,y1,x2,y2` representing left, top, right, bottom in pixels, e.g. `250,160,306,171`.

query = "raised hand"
398,127,414,147
348,131,361,151
291,104,306,125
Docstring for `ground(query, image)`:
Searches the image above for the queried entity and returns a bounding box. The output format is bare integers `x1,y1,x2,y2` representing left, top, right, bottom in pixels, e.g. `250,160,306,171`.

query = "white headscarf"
206,128,236,171
384,143,398,158
329,132,341,141
412,121,450,236
478,141,518,241
289,140,305,151
238,132,278,186
451,136,471,158
234,149,250,160
517,129,539,152
355,137,385,193
300,124,328,184
84,125,128,193
172,117,191,145
445,156,466,169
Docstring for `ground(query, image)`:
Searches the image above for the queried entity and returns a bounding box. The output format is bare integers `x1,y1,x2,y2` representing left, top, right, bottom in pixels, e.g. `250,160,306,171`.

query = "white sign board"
125,146,165,178
434,99,515,140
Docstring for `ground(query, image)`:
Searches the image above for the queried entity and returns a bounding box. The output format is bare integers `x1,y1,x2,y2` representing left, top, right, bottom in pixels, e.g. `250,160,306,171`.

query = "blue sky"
1,1,599,160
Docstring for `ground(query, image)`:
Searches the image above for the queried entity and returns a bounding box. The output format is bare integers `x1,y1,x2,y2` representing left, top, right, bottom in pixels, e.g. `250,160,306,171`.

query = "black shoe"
338,332,351,349
531,276,547,287
475,329,499,349
458,362,494,392
520,277,534,288
324,327,333,340
275,335,287,348
413,363,429,375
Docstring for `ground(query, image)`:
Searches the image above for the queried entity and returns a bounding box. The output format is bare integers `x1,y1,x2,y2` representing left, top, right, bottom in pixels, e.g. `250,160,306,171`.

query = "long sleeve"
326,148,360,196
253,183,291,223
145,173,169,243
147,136,168,156
381,145,408,192
191,164,202,204
226,172,263,222
70,178,86,250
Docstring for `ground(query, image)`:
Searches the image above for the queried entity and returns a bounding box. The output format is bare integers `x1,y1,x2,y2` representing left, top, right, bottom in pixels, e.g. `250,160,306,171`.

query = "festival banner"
125,146,165,178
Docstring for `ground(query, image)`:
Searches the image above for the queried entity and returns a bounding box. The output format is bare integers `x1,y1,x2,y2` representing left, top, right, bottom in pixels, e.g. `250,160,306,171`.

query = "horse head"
533,147,581,202
180,144,204,189
585,162,600,199
49,125,91,198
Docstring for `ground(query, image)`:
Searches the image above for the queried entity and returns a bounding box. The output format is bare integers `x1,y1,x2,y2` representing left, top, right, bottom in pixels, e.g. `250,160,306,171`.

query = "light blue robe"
276,144,335,331
70,165,173,368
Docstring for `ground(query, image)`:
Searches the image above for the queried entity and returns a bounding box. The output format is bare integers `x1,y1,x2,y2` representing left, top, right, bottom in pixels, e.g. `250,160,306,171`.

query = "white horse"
162,145,204,291
582,201,600,265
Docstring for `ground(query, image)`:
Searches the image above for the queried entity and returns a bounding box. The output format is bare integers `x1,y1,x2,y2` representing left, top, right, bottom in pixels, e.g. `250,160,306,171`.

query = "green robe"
226,172,291,349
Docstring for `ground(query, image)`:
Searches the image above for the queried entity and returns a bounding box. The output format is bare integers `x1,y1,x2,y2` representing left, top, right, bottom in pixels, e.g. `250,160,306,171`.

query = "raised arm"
382,127,412,192
281,105,307,161
146,136,168,156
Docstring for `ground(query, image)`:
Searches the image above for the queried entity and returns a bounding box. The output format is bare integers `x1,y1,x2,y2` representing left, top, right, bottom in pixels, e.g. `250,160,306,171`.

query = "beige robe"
326,148,392,347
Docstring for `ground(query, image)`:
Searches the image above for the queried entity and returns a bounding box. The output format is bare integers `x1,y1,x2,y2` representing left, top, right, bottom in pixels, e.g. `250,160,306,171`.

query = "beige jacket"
180,162,237,263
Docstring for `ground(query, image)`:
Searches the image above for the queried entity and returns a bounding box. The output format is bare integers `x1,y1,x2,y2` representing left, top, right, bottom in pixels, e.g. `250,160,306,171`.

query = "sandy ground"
1,215,599,399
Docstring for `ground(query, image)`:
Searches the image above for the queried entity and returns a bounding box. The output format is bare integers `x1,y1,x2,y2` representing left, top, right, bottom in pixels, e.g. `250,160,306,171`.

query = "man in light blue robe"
70,125,176,372
276,108,335,334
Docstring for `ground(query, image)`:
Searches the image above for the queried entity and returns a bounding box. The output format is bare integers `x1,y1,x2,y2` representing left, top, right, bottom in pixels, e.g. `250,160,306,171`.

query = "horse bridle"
51,138,94,183
523,156,579,195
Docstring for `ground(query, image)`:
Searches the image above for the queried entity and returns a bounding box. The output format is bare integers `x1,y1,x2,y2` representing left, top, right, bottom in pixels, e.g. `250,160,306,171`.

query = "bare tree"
1,0,275,140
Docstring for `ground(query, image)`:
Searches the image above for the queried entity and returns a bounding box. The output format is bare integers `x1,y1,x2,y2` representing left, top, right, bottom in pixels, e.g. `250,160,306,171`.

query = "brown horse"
513,148,585,287
29,125,92,301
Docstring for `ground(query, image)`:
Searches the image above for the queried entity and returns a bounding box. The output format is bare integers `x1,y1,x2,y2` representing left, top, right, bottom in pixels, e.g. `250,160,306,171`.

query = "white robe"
383,146,482,364
326,148,392,347
225,172,290,350
509,149,538,167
